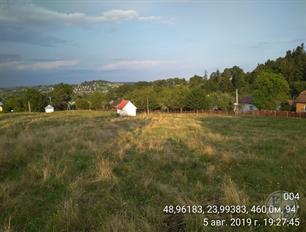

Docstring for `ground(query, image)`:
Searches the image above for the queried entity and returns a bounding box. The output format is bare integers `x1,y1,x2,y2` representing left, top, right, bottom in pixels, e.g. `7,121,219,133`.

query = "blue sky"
0,0,305,87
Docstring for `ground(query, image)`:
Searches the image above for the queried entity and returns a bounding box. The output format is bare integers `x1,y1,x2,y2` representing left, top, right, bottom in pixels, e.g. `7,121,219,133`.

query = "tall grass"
0,111,305,231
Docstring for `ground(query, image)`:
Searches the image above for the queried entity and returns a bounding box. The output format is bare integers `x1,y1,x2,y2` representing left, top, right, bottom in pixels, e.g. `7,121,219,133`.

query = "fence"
145,109,306,119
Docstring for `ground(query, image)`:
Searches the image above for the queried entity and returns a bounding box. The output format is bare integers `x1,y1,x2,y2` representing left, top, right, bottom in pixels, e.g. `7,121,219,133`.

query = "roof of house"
45,105,54,109
116,100,129,110
239,96,253,104
0,102,3,106
296,90,306,103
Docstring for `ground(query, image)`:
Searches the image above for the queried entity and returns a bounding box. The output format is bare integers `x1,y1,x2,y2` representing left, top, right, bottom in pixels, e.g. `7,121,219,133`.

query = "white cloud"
100,59,172,71
0,61,19,69
18,60,79,70
0,59,79,70
0,4,162,26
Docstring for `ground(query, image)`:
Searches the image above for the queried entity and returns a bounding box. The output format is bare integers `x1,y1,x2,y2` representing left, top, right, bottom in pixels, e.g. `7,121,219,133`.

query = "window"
304,105,306,112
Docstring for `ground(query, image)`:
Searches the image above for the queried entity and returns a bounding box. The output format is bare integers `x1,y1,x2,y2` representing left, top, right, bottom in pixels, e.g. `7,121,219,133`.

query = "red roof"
296,90,306,103
116,99,129,110
239,96,253,104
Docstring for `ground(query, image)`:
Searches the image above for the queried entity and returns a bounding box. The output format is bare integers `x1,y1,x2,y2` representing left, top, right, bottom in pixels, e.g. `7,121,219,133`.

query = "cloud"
0,4,163,26
250,38,306,49
0,59,79,71
0,53,21,63
0,61,19,69
0,24,67,46
100,59,173,71
0,3,170,46
0,53,20,69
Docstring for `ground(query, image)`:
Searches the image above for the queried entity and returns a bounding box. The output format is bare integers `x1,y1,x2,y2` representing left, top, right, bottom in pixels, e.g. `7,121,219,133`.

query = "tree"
153,78,187,87
52,83,73,110
157,86,189,111
124,87,159,111
252,44,306,95
210,92,234,110
222,66,249,94
23,88,47,112
189,75,204,87
88,92,108,110
3,96,25,112
184,87,212,110
76,98,90,110
210,69,222,83
252,71,289,110
291,81,306,96
219,76,234,93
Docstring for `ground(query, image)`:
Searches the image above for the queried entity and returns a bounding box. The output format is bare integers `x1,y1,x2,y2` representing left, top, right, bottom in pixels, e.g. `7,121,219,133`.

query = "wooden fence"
145,109,306,119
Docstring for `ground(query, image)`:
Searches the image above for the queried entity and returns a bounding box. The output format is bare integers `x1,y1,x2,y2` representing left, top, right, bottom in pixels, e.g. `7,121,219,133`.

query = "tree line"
1,44,305,113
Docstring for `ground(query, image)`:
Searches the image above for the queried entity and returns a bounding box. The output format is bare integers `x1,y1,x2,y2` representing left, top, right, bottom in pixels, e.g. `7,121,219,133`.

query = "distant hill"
72,80,122,95
0,80,122,98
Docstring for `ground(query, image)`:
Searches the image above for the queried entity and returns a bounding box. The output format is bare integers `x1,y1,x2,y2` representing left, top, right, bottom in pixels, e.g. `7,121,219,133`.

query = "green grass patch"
0,112,305,231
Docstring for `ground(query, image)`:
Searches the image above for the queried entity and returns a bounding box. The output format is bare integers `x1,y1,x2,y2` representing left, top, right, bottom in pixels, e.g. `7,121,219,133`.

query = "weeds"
0,111,305,231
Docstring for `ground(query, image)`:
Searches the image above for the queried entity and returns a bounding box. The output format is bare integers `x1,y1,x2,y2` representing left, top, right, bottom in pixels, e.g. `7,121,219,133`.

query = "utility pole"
234,89,239,114
146,96,150,115
236,89,239,105
28,101,31,112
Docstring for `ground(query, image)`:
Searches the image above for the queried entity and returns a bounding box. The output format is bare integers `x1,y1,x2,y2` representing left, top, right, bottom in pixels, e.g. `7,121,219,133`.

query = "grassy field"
0,111,305,231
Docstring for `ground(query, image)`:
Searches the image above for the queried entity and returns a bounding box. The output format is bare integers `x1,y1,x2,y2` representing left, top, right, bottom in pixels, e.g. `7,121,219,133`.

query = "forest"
1,44,306,113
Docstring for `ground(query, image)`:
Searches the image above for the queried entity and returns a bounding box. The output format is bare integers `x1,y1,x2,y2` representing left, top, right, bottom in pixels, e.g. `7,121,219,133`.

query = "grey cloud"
0,3,166,47
0,59,79,71
0,4,163,26
0,53,21,63
0,24,67,46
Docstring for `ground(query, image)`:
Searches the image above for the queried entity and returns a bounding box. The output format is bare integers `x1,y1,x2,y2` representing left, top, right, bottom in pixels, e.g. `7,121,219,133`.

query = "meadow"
0,111,305,231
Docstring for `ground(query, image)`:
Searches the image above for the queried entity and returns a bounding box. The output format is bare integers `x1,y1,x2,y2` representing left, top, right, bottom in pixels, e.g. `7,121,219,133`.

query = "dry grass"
221,151,237,165
0,111,305,231
206,164,215,180
222,175,248,205
94,159,115,182
3,216,12,232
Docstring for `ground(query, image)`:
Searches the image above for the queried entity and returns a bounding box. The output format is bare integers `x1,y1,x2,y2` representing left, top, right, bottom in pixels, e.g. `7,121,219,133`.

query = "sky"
0,0,305,88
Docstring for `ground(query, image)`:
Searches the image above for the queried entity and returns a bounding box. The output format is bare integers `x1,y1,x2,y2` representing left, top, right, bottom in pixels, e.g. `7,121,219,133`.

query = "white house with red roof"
116,99,137,116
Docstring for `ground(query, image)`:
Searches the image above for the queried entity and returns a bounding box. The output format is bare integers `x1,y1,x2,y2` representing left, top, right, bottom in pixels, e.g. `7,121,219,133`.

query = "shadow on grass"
0,114,150,231
108,137,223,231
199,116,306,203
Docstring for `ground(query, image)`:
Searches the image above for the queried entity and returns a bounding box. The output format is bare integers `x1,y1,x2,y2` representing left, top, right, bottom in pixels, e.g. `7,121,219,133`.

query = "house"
296,90,306,112
116,99,137,116
0,102,3,112
45,105,54,113
239,96,258,112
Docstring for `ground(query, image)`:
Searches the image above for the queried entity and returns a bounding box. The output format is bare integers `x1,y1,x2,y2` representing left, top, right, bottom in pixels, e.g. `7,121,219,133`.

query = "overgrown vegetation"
1,44,305,113
0,112,305,231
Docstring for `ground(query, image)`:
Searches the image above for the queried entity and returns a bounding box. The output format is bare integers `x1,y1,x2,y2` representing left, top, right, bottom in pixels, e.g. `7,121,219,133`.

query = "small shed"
239,96,258,112
116,100,137,116
45,105,54,113
0,102,3,112
296,90,306,112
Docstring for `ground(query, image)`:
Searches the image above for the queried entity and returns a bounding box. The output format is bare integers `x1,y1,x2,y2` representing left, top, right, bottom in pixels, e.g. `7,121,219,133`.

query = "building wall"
117,109,127,116
45,108,54,113
0,106,2,112
240,104,258,112
124,102,136,116
117,102,136,116
296,103,306,112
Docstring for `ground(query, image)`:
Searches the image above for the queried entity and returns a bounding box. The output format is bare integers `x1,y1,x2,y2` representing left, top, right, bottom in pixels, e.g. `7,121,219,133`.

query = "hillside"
0,80,121,99
0,112,305,231
73,80,122,95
